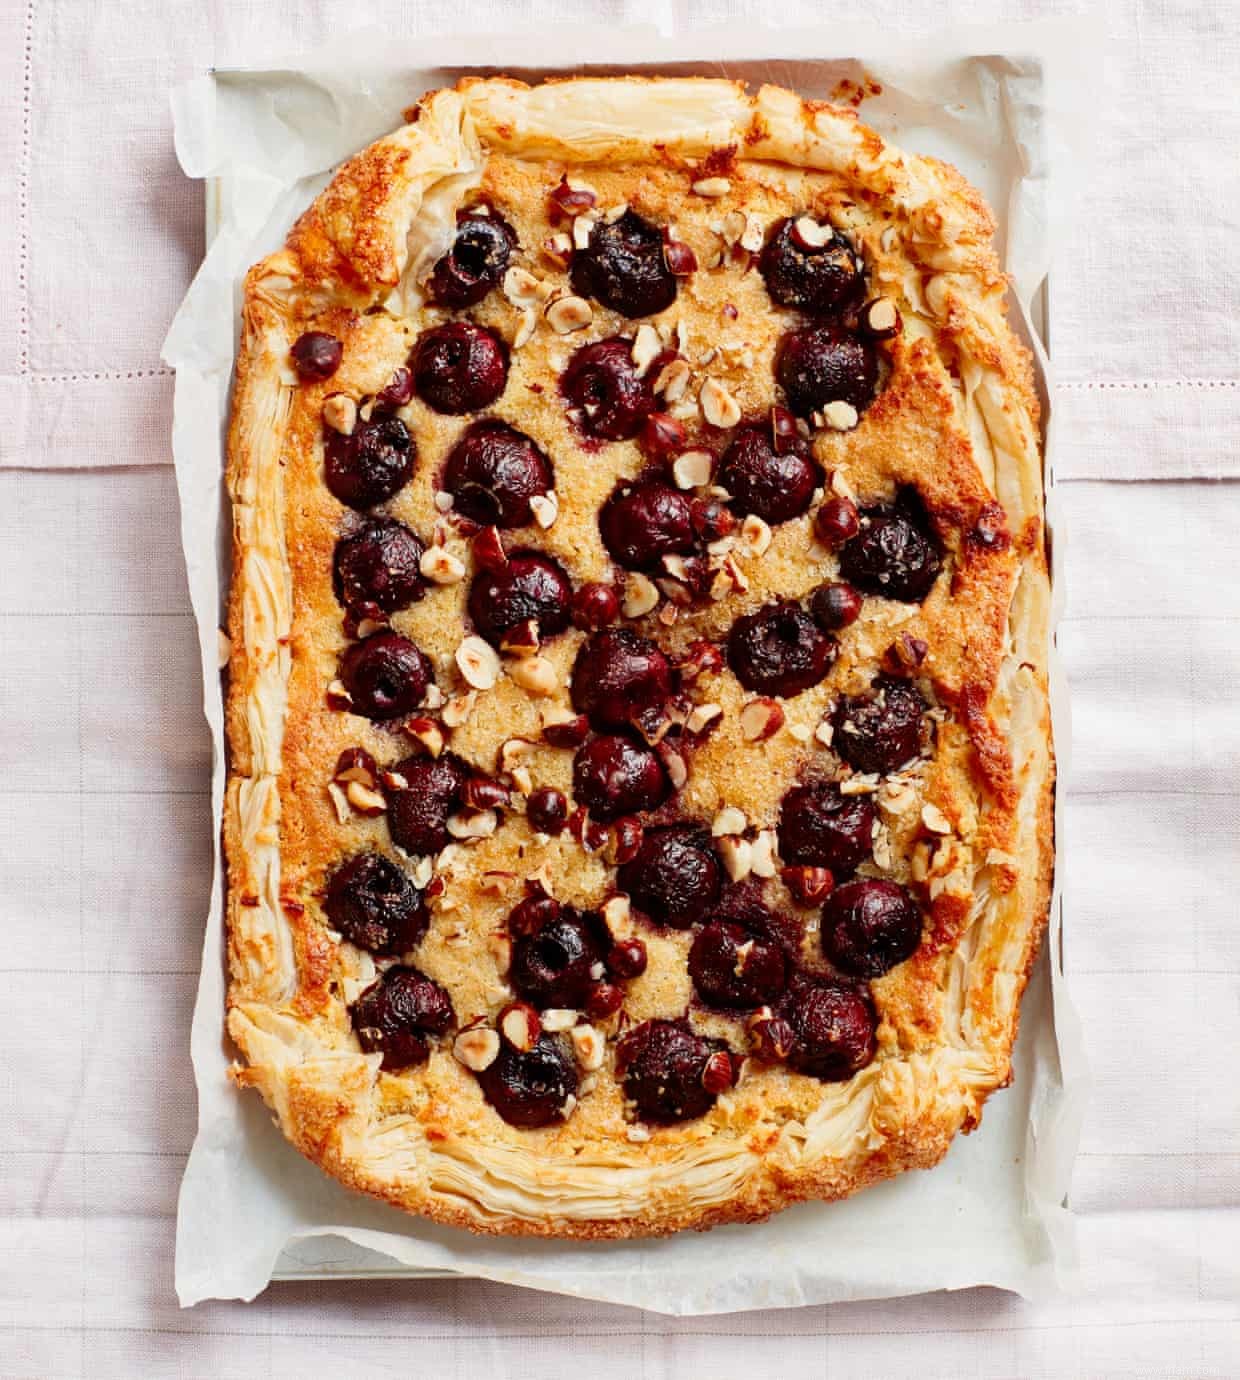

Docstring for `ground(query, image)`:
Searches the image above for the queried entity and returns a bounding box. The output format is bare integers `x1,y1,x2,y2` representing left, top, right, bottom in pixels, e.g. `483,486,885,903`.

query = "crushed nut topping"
692,176,732,197
622,572,660,619
792,215,834,248
700,376,742,428
456,636,500,690
740,698,785,742
654,357,691,402
420,547,466,585
822,400,860,432
737,514,772,557
453,1027,500,1072
529,492,559,528
507,655,557,696
631,323,662,377
546,294,594,333
571,1024,606,1071
322,394,357,436
719,835,753,881
448,808,499,841
672,449,713,489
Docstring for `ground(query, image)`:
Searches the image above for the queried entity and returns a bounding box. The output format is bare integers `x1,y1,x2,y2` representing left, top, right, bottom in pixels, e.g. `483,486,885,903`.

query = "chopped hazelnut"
456,637,500,691
719,835,753,881
622,572,660,619
692,177,732,198
700,376,742,428
500,1002,541,1052
507,655,558,696
750,830,779,878
322,394,357,436
822,400,860,432
442,691,478,728
345,781,386,816
326,781,351,825
529,491,559,529
420,547,466,585
570,1023,606,1071
453,1027,500,1072
737,514,772,557
546,295,593,334
740,698,785,742
653,358,691,402
631,324,662,377
685,702,723,735
672,449,713,490
447,808,499,841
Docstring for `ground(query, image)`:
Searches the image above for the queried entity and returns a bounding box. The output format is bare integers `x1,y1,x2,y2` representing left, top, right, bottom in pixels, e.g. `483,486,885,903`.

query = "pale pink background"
3,2,1239,1376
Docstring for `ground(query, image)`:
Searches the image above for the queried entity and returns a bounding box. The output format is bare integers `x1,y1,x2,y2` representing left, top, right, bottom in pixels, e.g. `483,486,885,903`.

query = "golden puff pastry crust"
223,75,1053,1239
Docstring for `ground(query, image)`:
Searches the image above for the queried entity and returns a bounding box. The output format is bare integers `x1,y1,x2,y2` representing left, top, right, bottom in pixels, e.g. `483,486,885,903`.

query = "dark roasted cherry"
384,753,469,856
526,787,568,835
561,337,656,441
607,936,648,979
776,324,878,417
571,629,671,730
324,413,414,510
599,479,695,570
291,331,343,381
412,321,508,415
332,518,426,614
442,420,553,528
617,1019,733,1123
374,366,414,411
691,496,736,542
338,631,432,721
833,677,928,775
571,581,620,631
570,208,678,318
759,217,862,314
716,422,822,525
467,550,573,647
349,965,454,1071
727,602,837,698
839,502,943,602
508,892,561,938
477,1033,579,1128
572,734,670,821
509,905,611,1009
689,919,788,1009
809,581,863,630
779,975,876,1081
778,781,875,875
822,877,923,977
617,826,721,929
428,208,517,308
325,852,429,955
815,495,860,547
587,982,625,1020
640,411,687,460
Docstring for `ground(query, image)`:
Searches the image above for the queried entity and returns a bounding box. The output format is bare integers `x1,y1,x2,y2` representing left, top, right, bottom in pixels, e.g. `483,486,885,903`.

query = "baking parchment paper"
163,18,1094,1312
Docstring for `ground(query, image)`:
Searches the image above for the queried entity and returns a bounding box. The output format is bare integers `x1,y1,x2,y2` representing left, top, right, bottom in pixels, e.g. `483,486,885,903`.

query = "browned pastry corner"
222,75,1053,1238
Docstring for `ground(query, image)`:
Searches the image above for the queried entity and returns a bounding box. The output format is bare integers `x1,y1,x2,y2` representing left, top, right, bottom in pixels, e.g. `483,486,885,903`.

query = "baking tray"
200,58,1060,1289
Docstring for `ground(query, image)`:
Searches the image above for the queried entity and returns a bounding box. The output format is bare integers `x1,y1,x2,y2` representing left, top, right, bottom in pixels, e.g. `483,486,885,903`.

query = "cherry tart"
223,76,1052,1240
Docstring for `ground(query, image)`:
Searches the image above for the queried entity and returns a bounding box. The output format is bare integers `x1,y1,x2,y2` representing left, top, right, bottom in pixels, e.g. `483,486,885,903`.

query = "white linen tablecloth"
2,2,1238,1375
